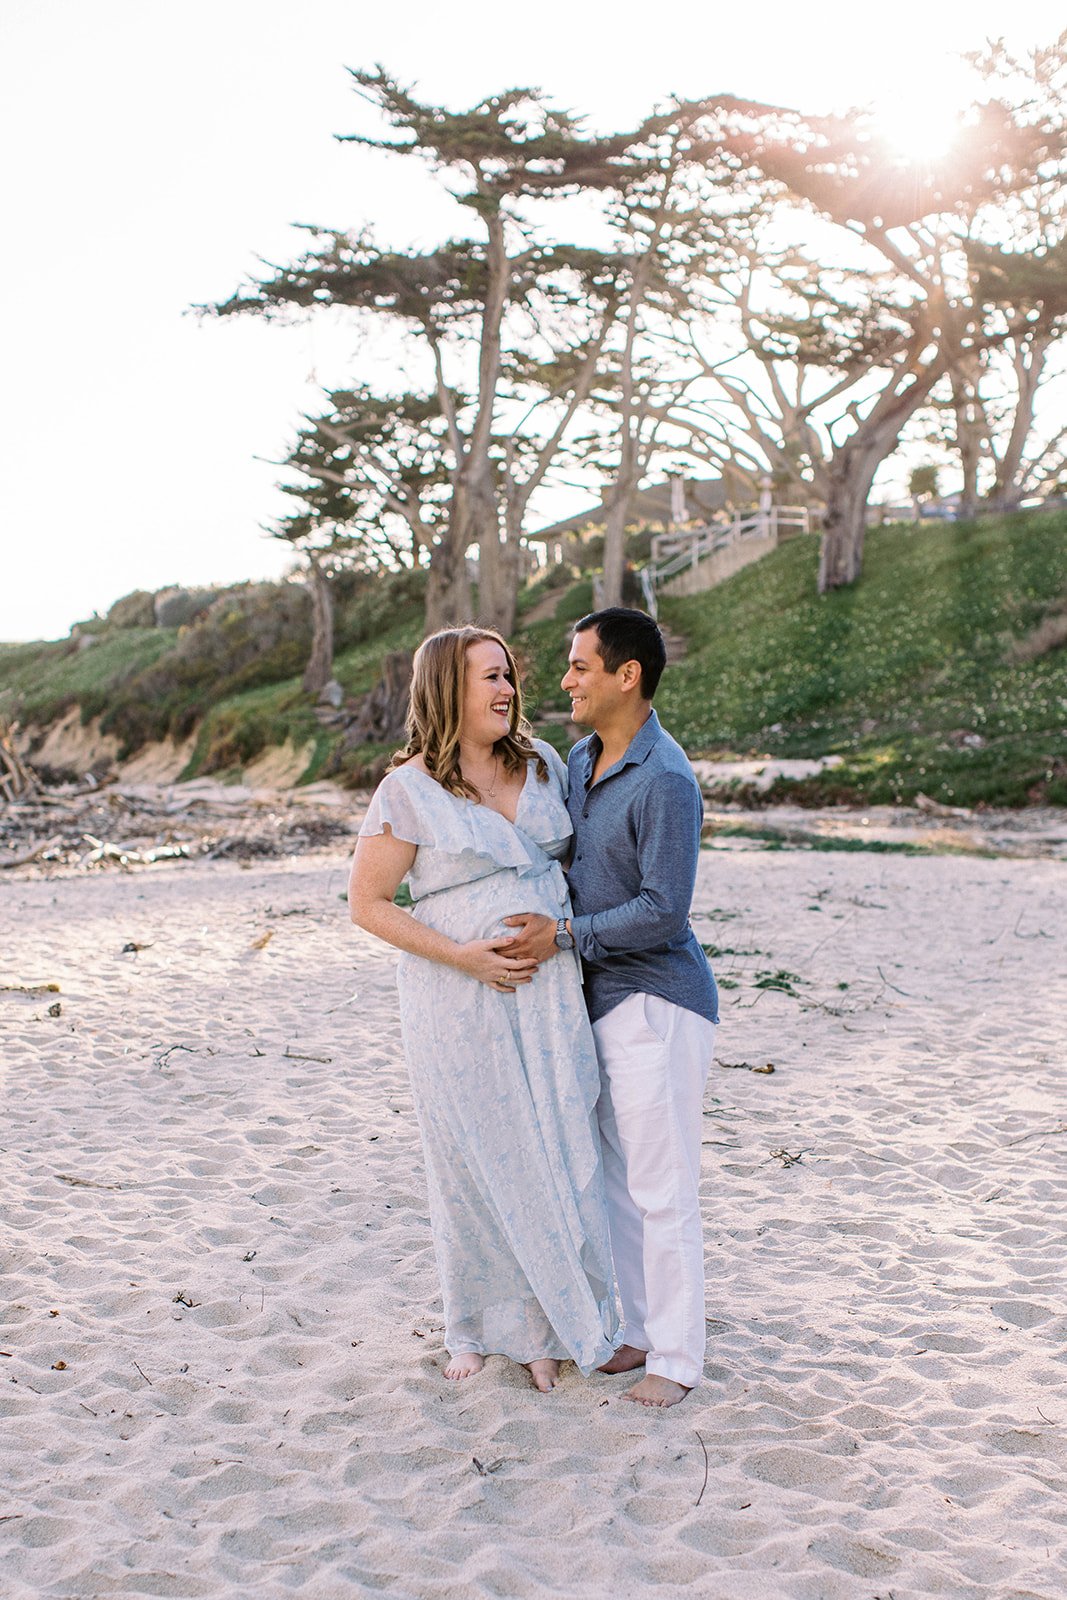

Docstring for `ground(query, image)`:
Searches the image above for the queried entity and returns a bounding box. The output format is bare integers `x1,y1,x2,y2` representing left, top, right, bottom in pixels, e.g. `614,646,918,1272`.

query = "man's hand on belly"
502,912,560,965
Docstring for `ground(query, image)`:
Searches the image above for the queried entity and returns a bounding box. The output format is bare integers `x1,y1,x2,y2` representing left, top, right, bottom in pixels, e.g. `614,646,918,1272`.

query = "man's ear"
617,659,643,694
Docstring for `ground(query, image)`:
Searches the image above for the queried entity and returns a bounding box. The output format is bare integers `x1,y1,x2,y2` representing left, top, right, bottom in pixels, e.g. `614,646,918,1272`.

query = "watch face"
555,920,574,950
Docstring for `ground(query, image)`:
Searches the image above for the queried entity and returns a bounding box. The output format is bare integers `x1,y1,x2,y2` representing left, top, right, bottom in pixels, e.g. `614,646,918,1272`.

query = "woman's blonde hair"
389,625,548,799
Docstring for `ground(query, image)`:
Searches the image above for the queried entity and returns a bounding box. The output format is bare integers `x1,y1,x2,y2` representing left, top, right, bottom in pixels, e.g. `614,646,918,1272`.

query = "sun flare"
870,92,965,166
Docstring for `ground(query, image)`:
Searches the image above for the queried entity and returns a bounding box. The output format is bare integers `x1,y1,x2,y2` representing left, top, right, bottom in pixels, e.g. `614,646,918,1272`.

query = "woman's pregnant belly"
410,863,569,944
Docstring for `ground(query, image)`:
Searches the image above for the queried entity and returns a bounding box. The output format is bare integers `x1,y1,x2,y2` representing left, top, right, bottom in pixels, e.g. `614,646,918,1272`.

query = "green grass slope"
2,511,1064,803
655,510,1067,806
0,629,179,727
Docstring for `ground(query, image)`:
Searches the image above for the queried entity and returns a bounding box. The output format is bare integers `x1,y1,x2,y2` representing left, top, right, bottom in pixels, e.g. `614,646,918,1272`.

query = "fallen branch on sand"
82,834,189,868
694,1430,710,1507
1006,1124,1067,1146
55,1173,123,1190
0,834,63,869
154,1044,216,1069
766,1147,814,1167
0,719,36,803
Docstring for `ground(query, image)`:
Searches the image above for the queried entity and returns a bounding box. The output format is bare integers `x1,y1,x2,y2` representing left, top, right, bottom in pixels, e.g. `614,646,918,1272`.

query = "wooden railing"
640,506,812,617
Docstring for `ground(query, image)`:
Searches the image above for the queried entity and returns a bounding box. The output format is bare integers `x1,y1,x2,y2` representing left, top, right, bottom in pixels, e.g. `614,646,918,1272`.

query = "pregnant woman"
348,625,619,1391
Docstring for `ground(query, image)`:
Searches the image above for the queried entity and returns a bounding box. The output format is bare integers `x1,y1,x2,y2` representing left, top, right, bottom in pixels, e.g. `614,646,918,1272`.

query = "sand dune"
2,831,1065,1598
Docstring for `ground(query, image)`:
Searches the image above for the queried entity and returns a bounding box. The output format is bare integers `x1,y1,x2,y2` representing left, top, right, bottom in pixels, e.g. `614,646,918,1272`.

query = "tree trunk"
342,650,414,745
951,364,986,518
425,533,472,634
493,524,522,638
817,355,950,593
471,477,510,634
989,336,1049,511
601,406,642,608
461,211,514,635
602,490,631,608
601,241,653,610
447,465,515,634
301,555,334,694
817,447,882,592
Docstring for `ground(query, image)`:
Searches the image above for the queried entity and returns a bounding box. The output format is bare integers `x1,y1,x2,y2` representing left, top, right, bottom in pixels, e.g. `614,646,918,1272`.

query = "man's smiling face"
561,627,623,729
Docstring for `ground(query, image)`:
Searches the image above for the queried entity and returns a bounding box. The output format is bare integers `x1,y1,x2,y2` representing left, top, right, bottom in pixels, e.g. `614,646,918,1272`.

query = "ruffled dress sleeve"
358,767,435,848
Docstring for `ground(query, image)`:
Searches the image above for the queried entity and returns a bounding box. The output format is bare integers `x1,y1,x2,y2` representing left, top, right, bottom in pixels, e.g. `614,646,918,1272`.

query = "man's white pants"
592,992,715,1388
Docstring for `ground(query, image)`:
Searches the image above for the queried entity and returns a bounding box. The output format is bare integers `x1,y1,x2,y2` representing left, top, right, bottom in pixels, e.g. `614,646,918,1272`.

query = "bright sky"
2,0,1063,641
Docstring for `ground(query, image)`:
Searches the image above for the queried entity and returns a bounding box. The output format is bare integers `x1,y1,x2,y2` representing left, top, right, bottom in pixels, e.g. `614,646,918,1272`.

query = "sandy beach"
2,804,1066,1599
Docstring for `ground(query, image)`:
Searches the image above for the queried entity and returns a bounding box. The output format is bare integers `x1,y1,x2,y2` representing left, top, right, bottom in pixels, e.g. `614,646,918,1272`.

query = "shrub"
98,582,312,754
105,590,158,630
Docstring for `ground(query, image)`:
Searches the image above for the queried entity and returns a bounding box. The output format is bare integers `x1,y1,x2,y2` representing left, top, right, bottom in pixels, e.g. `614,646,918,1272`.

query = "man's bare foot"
598,1343,648,1375
622,1374,690,1408
443,1352,484,1381
526,1359,560,1392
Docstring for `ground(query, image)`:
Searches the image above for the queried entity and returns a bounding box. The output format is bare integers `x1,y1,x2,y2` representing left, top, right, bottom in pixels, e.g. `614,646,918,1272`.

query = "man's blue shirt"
565,709,719,1026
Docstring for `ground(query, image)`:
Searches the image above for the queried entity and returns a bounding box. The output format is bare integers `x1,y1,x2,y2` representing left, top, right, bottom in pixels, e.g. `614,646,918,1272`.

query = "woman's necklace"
460,745,500,799
484,752,499,798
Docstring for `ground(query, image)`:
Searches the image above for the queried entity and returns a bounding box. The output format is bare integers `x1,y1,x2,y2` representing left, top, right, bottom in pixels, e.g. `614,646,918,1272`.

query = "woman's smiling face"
461,638,516,744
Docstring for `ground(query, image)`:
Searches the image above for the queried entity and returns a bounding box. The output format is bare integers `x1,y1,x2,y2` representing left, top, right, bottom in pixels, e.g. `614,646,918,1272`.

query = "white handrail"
644,506,812,590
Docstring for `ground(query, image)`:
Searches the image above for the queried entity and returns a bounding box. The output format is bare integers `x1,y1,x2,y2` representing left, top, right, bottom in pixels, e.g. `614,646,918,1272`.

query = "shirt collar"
581,709,662,785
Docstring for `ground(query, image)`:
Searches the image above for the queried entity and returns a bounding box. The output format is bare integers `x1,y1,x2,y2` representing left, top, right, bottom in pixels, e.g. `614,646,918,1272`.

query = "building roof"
529,477,728,542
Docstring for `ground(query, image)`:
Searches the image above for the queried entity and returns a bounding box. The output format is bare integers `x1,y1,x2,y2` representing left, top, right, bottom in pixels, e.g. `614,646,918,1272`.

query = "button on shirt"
565,710,719,1026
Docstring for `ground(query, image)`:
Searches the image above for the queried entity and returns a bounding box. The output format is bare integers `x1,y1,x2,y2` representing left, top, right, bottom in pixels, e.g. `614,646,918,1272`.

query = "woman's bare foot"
623,1374,690,1407
598,1343,648,1375
443,1352,484,1381
525,1359,560,1392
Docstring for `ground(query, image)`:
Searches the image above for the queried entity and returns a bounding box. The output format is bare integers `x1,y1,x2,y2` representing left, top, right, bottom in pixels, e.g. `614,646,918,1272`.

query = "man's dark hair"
574,607,667,700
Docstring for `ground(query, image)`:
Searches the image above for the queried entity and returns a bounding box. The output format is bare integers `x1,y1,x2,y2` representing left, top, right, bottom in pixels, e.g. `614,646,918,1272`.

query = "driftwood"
342,651,413,747
0,770,358,874
80,834,189,868
0,834,63,870
0,719,36,804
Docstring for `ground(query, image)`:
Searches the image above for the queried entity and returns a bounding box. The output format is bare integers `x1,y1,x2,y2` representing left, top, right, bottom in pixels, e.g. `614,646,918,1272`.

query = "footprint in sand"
989,1299,1052,1328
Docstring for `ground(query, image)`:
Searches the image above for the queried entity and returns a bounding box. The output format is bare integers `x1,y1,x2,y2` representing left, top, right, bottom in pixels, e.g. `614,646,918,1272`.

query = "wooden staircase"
640,505,813,617
660,627,687,663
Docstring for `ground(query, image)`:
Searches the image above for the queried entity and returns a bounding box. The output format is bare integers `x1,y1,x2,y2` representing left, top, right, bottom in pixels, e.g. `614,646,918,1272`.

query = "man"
505,608,718,1408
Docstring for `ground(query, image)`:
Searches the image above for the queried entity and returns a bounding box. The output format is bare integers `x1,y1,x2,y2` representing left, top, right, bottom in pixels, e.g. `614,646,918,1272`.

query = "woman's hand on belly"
454,936,540,993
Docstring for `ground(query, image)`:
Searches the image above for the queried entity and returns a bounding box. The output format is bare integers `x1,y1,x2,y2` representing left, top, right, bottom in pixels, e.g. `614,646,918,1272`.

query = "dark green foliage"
552,580,596,624
185,681,313,776
104,590,158,630
96,585,312,756
272,388,452,576
704,824,931,854
512,611,580,715
515,564,577,617
752,970,805,996
333,567,427,651
153,588,221,630
0,630,177,729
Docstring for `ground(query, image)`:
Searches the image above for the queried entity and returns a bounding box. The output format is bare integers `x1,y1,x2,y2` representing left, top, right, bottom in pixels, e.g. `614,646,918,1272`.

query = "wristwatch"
554,918,575,951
